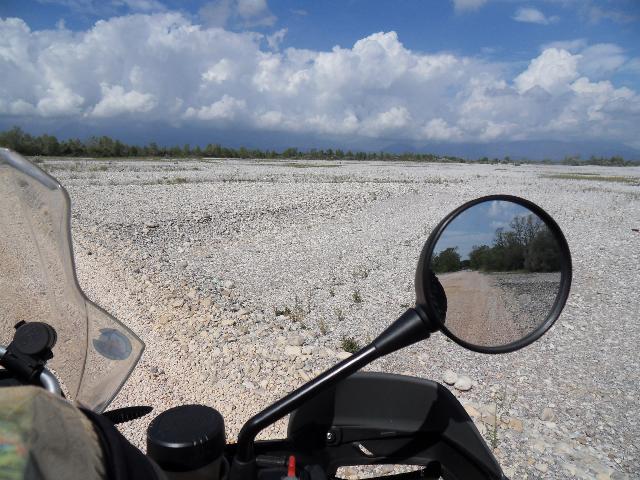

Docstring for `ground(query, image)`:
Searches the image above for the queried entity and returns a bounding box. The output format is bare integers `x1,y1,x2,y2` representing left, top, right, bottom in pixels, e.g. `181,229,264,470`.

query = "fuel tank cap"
147,404,225,472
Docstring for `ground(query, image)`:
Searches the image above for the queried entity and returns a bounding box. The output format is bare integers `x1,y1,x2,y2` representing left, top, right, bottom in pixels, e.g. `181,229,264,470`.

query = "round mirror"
416,195,571,353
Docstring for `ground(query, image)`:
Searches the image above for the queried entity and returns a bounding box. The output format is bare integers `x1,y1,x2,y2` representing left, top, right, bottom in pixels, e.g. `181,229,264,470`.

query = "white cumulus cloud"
515,48,579,93
513,7,559,25
0,13,638,148
90,83,156,117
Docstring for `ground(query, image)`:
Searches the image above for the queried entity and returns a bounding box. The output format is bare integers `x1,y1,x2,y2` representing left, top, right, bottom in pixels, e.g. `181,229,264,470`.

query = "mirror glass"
429,199,563,348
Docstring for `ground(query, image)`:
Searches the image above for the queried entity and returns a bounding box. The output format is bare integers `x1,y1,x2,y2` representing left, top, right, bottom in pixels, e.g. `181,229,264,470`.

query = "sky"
434,200,533,259
1,0,639,158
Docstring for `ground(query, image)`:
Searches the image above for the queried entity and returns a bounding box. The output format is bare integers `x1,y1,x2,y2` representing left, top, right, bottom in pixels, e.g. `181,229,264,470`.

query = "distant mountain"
381,140,640,161
2,119,638,161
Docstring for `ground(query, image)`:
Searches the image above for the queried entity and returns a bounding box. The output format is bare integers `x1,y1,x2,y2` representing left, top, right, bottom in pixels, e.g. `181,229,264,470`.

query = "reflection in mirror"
430,200,562,348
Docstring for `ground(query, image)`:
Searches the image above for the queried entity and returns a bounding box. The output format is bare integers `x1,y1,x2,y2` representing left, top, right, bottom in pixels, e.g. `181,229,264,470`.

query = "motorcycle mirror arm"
230,306,437,480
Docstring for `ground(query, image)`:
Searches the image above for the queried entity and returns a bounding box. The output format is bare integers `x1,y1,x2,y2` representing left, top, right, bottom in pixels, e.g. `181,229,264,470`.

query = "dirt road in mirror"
438,270,522,347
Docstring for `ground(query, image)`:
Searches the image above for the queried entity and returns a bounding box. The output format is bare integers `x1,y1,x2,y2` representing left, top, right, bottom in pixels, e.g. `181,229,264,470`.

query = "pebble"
534,462,548,473
454,375,472,391
172,298,185,308
284,345,302,356
287,334,305,346
443,369,458,385
540,407,555,422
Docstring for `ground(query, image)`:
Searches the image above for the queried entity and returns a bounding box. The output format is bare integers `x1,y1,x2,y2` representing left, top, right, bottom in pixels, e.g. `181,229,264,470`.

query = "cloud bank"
1,13,639,147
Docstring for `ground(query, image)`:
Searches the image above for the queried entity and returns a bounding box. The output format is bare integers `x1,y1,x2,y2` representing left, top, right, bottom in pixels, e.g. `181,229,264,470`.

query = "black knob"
14,322,57,356
147,404,226,472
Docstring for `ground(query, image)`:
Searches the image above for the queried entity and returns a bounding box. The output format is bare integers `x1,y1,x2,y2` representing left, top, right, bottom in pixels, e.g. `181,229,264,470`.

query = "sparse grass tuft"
334,307,345,322
318,318,329,335
275,295,305,323
352,265,370,280
352,289,362,303
487,386,517,451
543,173,639,185
340,336,361,353
167,176,189,184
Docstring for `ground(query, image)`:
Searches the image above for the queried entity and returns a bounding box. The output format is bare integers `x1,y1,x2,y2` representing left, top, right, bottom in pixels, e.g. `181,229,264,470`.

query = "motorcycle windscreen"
0,149,144,412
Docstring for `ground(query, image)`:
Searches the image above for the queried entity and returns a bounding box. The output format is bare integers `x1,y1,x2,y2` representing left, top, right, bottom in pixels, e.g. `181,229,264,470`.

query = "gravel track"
43,158,639,479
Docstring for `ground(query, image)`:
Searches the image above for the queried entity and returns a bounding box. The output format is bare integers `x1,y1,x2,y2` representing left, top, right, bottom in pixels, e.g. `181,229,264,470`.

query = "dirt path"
437,270,522,347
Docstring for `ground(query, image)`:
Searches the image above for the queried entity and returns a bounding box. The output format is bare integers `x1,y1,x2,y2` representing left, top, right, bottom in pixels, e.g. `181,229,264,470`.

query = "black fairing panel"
287,372,504,480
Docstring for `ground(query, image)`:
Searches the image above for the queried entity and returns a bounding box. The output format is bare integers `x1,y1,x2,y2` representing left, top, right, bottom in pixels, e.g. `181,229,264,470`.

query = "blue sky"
1,0,639,157
434,200,533,259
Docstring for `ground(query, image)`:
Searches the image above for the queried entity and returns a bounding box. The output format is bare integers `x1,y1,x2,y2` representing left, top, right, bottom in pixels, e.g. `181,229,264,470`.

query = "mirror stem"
231,308,434,479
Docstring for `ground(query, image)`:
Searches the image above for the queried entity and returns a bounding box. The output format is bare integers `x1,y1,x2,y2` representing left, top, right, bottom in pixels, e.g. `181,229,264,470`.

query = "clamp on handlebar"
0,321,62,396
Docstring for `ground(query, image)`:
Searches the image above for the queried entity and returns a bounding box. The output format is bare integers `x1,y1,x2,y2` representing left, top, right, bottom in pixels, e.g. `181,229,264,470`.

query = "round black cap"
14,322,57,355
147,404,226,472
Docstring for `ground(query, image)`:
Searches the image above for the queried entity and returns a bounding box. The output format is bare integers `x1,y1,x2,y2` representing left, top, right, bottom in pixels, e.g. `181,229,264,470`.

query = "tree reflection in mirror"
430,200,562,348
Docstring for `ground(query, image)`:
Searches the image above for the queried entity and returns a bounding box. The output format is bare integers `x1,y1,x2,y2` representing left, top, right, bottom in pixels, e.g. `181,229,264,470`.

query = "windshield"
0,148,144,412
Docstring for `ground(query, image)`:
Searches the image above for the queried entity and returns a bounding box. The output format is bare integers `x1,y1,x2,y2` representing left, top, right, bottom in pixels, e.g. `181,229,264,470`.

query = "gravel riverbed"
42,158,639,479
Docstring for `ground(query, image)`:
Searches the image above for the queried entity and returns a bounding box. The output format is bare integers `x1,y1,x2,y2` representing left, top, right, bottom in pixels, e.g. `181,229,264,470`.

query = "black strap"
82,408,160,480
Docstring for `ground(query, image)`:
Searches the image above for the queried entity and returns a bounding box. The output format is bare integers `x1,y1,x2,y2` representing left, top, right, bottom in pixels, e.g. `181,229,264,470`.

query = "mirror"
416,196,571,353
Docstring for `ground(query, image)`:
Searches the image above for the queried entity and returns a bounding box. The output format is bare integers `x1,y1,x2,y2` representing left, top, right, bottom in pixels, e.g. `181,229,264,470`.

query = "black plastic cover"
287,372,504,480
147,404,226,472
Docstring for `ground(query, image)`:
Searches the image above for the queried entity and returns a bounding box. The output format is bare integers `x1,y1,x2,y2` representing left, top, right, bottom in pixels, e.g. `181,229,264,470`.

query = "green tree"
431,247,462,273
524,229,561,272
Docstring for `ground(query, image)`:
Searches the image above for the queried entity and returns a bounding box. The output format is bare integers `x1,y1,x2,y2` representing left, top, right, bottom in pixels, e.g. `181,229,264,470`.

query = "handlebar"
0,345,62,396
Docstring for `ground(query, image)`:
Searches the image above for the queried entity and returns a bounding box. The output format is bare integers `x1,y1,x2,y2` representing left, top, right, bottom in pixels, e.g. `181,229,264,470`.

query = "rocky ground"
41,158,639,479
491,272,562,339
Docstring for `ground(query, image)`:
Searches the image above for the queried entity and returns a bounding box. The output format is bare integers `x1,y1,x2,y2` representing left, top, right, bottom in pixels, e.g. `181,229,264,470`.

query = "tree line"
0,126,637,165
432,214,562,274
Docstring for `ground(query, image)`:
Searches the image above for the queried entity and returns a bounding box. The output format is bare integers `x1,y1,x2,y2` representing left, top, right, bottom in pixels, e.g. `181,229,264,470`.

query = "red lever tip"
287,455,296,478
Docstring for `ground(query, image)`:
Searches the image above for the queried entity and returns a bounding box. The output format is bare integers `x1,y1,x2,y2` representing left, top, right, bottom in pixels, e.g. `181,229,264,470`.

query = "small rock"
540,407,555,422
482,414,497,426
508,418,524,432
285,345,302,356
443,369,458,385
287,334,305,346
464,404,480,418
563,463,578,476
221,318,236,327
172,298,185,308
336,351,352,360
223,280,235,289
534,463,548,473
201,297,213,308
454,375,472,391
379,466,394,475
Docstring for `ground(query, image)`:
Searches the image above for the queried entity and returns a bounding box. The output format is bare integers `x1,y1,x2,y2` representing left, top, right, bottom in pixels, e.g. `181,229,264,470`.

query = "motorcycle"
0,148,572,480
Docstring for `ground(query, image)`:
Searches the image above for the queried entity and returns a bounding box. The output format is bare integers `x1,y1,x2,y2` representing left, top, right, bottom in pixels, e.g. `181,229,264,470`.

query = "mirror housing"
416,195,572,354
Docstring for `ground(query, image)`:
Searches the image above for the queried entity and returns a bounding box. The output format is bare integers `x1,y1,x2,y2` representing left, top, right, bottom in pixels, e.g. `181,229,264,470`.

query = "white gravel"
44,158,639,479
